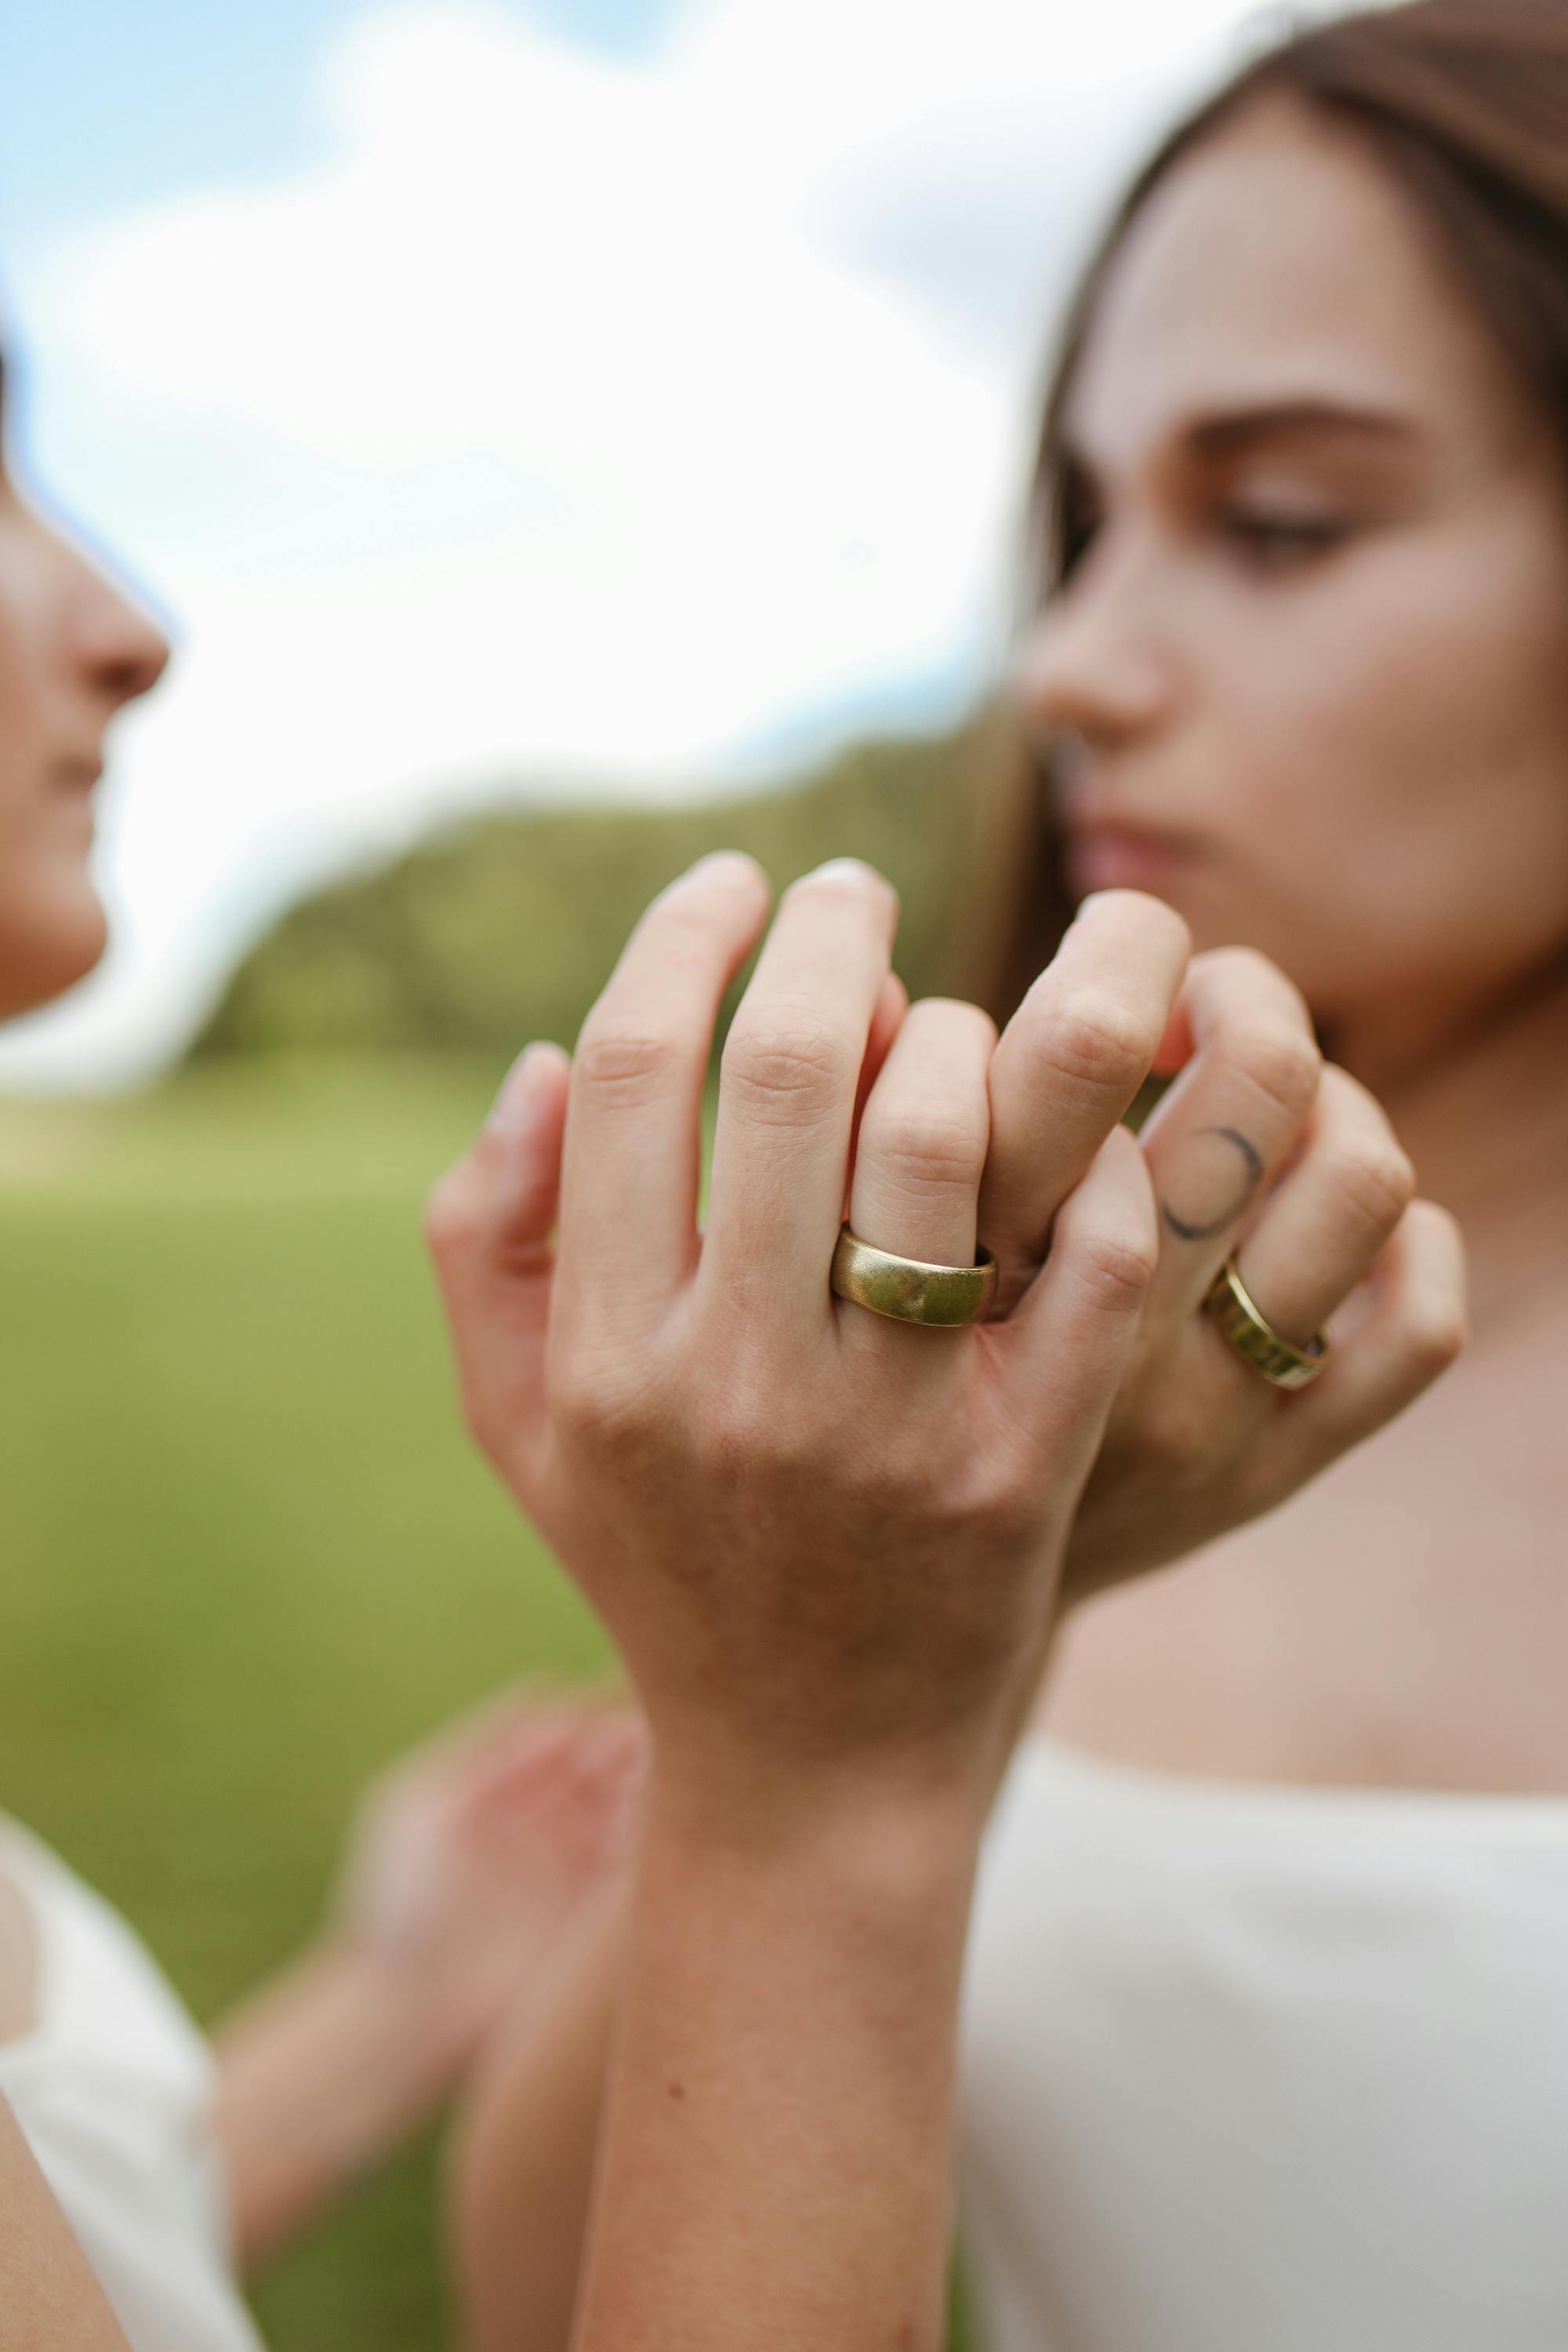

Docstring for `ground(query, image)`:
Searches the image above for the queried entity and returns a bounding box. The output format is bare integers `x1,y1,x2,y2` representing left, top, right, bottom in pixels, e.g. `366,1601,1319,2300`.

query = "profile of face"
0,361,169,1021
1016,91,1568,1065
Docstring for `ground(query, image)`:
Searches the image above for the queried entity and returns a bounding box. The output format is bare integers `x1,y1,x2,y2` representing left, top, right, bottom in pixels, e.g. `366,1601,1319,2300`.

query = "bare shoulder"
0,1868,39,2045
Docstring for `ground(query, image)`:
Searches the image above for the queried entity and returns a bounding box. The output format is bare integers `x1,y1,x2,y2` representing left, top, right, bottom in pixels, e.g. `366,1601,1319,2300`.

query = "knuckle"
550,1352,658,1449
1228,1022,1321,1125
1327,1141,1417,1234
722,1011,853,1122
573,1023,684,1108
1035,985,1160,1101
965,1451,1044,1551
692,1372,829,1494
1406,1301,1470,1381
1071,1223,1159,1313
866,1107,987,1200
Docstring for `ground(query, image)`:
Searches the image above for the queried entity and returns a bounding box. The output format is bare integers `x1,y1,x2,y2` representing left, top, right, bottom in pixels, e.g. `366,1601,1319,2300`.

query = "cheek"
1194,529,1568,1014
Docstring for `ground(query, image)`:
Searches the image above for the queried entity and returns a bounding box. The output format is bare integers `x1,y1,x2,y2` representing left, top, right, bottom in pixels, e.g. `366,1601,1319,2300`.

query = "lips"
1063,819,1203,898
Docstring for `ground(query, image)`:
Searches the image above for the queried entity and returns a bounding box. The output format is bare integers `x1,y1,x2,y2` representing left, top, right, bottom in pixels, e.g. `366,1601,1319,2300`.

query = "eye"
1219,508,1349,569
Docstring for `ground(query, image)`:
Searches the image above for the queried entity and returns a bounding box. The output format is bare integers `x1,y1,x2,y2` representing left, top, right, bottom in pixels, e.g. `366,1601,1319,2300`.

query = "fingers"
848,997,996,1268
557,852,772,1341
1286,1198,1468,1465
1001,1122,1159,1474
424,1042,574,1432
1227,1065,1416,1350
846,970,910,1205
699,858,900,1344
839,997,996,1388
1137,947,1322,1323
978,891,1190,1315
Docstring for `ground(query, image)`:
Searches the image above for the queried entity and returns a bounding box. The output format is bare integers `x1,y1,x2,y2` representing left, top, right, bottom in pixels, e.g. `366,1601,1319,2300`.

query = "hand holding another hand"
975,904,1468,1606
426,857,1467,1809
427,852,1163,1817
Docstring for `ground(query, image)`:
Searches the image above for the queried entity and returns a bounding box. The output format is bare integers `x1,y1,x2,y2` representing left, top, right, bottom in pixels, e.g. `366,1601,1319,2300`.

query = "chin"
0,882,110,1020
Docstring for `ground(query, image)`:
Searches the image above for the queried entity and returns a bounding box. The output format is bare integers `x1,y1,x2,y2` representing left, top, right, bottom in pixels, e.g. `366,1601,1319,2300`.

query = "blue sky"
1,0,691,238
0,0,1264,1086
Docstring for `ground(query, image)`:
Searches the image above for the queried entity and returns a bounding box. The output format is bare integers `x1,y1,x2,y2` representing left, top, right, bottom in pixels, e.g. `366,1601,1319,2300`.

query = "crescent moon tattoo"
1162,1125,1265,1243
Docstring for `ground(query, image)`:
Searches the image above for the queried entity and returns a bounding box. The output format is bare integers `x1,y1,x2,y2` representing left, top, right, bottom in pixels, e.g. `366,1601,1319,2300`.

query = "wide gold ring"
830,1222,998,1329
1205,1257,1330,1391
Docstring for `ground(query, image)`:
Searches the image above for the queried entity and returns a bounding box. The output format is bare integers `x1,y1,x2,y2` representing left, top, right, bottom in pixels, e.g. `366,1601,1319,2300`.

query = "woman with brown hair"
963,7,1568,2344
441,3,1568,2347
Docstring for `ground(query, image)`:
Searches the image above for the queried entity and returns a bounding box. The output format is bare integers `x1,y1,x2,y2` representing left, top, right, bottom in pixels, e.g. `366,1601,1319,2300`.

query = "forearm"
452,1889,625,2352
212,1938,473,2267
571,1759,985,2352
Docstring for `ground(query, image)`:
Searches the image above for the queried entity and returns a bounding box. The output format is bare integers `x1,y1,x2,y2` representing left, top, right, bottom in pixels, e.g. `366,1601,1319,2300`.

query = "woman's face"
0,358,169,1020
1015,92,1568,1065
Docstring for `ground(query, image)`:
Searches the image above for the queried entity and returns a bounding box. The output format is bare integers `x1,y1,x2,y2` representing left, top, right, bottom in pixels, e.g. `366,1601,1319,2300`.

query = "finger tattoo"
1161,1126,1264,1244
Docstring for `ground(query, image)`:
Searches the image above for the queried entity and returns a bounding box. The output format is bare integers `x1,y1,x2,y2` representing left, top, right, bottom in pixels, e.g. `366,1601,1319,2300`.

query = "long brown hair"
981,0,1568,1025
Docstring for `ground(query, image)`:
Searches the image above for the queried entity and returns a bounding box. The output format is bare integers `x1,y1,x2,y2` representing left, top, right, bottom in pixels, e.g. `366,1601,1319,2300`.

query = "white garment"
959,1735,1568,2352
0,1816,265,2352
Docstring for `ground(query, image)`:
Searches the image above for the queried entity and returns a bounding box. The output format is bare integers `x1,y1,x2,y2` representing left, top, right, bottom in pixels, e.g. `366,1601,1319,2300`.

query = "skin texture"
1014,92,1568,1788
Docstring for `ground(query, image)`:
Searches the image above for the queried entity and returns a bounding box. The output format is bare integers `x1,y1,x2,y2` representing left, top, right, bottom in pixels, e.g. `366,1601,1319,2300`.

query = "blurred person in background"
445,4,1568,2350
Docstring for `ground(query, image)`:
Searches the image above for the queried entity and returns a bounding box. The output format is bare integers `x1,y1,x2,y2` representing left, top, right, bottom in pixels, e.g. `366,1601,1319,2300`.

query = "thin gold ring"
830,1222,997,1329
1205,1256,1330,1391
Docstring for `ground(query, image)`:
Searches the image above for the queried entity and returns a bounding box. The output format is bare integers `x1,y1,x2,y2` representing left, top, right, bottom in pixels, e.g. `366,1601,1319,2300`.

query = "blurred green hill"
191,709,1059,1063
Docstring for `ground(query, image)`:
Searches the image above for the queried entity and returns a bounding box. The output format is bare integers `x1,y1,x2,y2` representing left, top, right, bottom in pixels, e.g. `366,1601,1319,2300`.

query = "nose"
1011,532,1177,760
44,517,172,714
67,556,172,712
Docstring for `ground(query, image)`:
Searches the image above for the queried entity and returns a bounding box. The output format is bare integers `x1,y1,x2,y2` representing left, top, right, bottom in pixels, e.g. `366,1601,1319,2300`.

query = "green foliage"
192,718,1025,1063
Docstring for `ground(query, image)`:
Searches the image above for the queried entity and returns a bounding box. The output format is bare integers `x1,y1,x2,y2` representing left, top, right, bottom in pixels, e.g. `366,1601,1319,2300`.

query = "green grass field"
0,1057,978,2350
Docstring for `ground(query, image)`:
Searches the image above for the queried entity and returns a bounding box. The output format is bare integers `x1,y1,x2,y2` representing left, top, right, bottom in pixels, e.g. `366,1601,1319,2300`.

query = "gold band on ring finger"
830,1223,998,1328
1205,1256,1330,1390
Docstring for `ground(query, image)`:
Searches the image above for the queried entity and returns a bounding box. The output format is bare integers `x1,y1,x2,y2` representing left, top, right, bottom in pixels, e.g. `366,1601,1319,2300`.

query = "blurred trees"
191,704,1059,1063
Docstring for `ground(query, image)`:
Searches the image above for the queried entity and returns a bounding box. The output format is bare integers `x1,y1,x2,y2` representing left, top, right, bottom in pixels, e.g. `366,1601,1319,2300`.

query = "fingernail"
487,1044,548,1134
1071,891,1117,923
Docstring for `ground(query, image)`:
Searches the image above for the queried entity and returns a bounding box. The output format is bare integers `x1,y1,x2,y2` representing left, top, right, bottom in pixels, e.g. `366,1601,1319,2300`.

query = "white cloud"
0,0,1271,1085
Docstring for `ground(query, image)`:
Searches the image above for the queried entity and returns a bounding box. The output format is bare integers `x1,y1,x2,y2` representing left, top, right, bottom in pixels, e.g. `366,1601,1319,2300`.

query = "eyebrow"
1062,397,1425,481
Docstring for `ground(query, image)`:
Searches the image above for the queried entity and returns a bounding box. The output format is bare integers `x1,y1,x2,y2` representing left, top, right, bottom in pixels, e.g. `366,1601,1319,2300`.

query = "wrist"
643,1736,992,1931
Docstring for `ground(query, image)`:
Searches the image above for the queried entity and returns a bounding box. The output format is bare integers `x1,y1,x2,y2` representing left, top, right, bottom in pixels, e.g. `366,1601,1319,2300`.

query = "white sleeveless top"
0,1817,265,2351
958,1736,1568,2352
